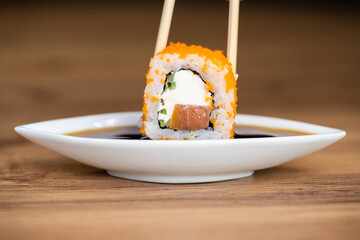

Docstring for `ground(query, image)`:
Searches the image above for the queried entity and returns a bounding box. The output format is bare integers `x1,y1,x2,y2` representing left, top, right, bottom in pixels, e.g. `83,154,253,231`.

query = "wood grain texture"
1,1,359,239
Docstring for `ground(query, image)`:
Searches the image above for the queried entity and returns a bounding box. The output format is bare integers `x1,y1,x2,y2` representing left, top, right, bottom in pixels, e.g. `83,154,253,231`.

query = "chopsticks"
154,0,176,55
154,0,240,74
227,0,240,74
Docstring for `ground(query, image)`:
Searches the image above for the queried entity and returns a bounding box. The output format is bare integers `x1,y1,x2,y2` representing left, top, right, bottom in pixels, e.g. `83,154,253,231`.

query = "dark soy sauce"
66,126,311,139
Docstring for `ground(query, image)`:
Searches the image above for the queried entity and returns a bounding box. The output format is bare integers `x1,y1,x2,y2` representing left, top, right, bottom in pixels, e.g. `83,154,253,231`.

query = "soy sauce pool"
65,126,312,139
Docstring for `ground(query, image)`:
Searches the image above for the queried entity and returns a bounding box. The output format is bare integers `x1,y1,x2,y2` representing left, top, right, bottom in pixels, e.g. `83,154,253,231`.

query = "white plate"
14,112,345,183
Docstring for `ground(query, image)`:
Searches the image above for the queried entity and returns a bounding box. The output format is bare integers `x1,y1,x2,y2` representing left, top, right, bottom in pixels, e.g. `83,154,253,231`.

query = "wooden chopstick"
227,0,240,74
154,0,176,55
154,0,240,76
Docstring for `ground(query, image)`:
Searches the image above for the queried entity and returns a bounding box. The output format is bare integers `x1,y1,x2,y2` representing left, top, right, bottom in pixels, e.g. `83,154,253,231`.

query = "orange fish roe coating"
140,98,148,134
231,101,237,115
205,82,214,93
224,71,236,93
229,96,238,138
145,65,152,79
201,64,208,72
205,96,214,111
151,96,160,102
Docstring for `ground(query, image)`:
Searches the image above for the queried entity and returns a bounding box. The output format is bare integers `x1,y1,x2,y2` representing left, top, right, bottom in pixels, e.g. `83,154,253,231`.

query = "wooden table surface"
1,1,359,239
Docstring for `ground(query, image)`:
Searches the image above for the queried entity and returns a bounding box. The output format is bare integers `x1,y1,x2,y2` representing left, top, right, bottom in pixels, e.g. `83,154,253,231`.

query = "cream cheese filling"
158,70,211,127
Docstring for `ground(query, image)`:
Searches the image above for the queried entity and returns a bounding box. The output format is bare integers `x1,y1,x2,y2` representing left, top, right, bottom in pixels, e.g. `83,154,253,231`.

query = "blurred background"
1,0,359,143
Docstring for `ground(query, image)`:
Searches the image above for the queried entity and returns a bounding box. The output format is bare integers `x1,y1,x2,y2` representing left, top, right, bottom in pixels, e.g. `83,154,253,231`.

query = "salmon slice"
170,104,210,131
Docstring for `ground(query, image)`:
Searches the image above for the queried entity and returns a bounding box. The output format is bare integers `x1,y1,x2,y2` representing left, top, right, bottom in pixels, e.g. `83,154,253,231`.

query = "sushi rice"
140,42,237,140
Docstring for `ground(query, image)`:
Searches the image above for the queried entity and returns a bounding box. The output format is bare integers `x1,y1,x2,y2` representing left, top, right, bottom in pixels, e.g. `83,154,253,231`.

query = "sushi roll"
140,42,237,140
